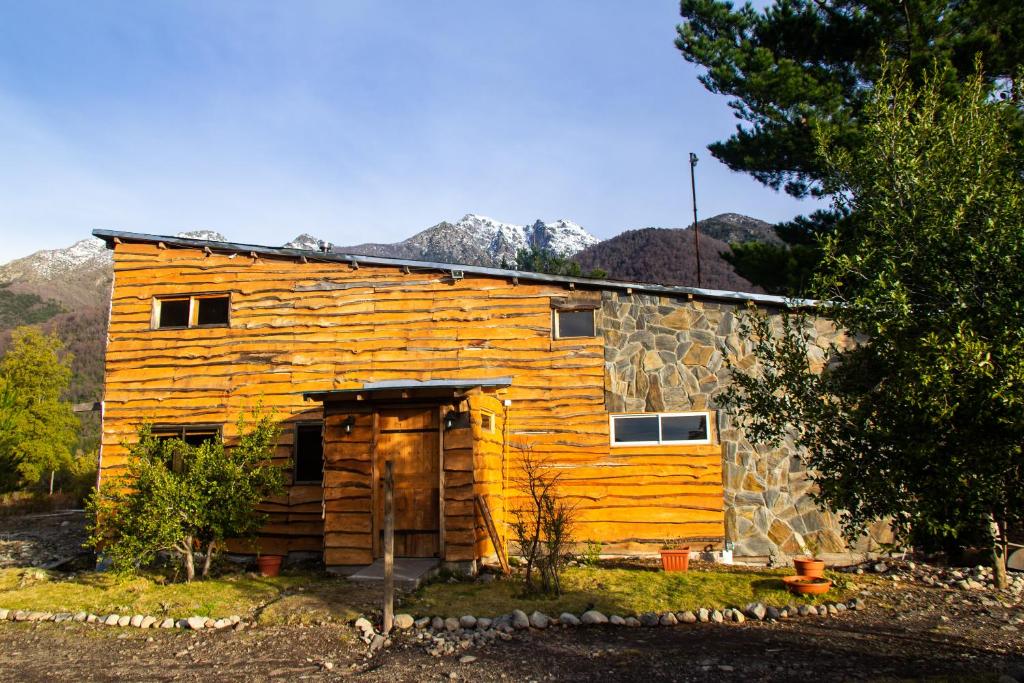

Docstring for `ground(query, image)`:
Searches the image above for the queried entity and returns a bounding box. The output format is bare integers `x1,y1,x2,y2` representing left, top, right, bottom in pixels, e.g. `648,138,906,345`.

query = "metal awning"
303,377,512,403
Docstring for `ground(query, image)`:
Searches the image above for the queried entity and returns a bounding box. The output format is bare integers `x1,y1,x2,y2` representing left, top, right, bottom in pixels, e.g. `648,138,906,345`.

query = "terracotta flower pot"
783,575,832,595
257,554,283,577
659,547,691,572
793,556,826,578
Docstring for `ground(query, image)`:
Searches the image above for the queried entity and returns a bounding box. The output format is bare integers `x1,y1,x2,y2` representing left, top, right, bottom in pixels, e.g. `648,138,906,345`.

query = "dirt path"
2,580,1022,682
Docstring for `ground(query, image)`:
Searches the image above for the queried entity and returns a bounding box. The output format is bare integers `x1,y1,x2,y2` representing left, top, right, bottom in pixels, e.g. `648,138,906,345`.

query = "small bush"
580,540,602,566
87,407,285,582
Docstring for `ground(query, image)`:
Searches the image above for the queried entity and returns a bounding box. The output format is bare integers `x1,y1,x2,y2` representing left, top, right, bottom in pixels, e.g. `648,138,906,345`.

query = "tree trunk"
182,536,195,583
201,541,216,579
989,514,1008,590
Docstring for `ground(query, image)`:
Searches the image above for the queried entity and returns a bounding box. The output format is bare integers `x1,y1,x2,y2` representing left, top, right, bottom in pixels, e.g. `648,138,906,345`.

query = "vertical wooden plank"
383,459,394,635
438,405,446,558
370,411,380,559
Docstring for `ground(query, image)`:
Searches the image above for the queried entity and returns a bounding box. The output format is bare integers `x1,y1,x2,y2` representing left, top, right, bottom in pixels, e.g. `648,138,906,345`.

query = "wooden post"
383,459,395,634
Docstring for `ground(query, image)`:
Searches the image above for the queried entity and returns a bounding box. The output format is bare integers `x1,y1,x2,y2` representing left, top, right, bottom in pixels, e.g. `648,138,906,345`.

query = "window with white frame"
609,412,711,446
154,294,230,329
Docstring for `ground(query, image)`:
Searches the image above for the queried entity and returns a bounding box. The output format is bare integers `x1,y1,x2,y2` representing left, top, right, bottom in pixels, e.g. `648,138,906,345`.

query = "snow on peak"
284,233,326,250
176,230,227,242
0,237,110,282
448,213,598,263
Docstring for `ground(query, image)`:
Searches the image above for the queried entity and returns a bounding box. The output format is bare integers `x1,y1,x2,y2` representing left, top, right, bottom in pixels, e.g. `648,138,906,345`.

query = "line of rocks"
355,598,867,658
841,560,1024,598
0,607,248,631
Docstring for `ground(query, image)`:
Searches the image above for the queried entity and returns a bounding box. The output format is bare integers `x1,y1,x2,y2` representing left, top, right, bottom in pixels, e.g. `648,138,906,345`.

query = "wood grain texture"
99,241,725,562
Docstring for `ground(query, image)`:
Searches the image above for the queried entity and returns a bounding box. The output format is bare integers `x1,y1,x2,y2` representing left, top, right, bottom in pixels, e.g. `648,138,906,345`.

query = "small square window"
153,425,221,471
158,299,190,328
554,309,595,339
154,294,230,330
480,412,494,432
294,423,324,483
196,296,230,326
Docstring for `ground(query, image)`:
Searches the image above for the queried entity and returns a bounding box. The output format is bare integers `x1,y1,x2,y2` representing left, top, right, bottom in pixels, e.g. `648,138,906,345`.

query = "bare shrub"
509,444,576,596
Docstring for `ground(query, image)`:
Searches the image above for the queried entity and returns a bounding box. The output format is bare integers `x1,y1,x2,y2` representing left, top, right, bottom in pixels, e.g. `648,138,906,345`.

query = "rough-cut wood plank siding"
100,241,724,558
470,393,506,559
321,408,374,565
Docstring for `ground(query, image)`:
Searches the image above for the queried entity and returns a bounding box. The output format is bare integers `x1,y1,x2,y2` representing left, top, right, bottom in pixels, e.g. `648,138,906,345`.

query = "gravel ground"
0,510,89,570
1,578,1022,682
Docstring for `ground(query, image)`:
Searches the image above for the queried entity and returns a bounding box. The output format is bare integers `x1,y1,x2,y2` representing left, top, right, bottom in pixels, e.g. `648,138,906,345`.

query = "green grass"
406,566,857,618
0,567,375,621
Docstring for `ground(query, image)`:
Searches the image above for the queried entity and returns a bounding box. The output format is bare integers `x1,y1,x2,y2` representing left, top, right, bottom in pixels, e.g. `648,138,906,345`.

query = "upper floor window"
553,308,595,339
609,412,711,446
154,294,230,329
294,422,324,484
152,424,222,471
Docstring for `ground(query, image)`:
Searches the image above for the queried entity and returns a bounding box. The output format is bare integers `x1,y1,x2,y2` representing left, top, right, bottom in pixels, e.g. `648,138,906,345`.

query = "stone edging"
353,598,867,655
0,607,249,631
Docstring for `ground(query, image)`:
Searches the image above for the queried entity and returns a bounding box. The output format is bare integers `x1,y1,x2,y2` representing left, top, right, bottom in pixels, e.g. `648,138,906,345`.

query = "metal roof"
92,228,816,308
303,377,513,402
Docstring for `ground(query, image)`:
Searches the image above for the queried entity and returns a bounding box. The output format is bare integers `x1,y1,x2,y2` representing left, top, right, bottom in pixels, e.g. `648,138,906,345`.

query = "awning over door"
303,377,512,404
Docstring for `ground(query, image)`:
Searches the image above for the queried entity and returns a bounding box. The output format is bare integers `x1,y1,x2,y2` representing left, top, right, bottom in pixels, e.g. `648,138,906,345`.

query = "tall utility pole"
689,152,702,288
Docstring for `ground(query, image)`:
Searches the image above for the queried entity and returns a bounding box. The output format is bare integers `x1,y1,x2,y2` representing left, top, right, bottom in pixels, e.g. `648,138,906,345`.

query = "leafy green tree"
87,410,285,581
508,246,607,279
0,326,78,492
676,0,1024,292
719,65,1023,587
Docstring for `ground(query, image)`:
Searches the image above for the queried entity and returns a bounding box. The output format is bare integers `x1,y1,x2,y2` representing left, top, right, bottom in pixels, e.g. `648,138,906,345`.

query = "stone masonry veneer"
600,291,890,559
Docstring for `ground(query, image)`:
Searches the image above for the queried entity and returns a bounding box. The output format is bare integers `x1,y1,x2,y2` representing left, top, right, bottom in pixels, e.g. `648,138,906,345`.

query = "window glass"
182,429,219,447
612,415,660,443
480,412,494,432
153,426,220,472
556,309,595,338
158,299,190,328
196,296,230,326
661,414,708,442
294,423,324,483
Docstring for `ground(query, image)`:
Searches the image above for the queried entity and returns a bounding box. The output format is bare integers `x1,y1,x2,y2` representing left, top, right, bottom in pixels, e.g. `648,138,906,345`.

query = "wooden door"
375,407,441,557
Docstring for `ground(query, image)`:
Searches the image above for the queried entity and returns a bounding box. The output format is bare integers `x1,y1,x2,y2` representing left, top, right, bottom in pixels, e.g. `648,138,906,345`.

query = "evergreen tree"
676,0,1024,292
509,246,607,279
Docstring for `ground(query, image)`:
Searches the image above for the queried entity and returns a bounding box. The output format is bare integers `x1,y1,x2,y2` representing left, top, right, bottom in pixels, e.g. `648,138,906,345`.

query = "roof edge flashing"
92,228,817,309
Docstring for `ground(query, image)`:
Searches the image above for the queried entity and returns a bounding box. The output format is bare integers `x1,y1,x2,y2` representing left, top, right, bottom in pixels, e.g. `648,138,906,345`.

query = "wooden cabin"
93,229,865,573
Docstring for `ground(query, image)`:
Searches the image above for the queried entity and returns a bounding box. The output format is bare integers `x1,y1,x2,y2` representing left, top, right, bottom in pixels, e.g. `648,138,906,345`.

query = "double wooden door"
375,407,441,558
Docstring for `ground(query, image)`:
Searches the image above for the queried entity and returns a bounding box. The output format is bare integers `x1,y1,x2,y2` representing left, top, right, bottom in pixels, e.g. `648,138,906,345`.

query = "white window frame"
152,293,231,330
479,410,495,433
609,411,712,447
553,307,596,340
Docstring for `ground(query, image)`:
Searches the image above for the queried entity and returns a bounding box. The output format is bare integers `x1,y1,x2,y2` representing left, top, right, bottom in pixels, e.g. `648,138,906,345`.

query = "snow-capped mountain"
284,233,326,251
177,229,227,242
0,238,109,285
340,213,599,267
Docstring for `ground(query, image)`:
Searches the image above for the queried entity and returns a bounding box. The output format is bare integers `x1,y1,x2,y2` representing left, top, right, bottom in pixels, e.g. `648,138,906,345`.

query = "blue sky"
0,1,814,261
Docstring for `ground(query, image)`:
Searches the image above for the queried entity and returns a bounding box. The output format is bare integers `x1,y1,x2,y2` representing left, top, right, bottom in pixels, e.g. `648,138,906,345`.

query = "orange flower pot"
659,547,691,572
257,554,283,577
793,557,826,578
783,575,832,595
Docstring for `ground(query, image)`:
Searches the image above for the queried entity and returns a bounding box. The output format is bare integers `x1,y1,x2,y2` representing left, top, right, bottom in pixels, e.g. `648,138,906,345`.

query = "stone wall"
600,291,887,560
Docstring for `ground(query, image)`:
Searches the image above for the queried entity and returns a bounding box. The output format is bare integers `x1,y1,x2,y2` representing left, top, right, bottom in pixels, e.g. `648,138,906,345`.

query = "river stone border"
353,598,868,656
0,607,248,631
